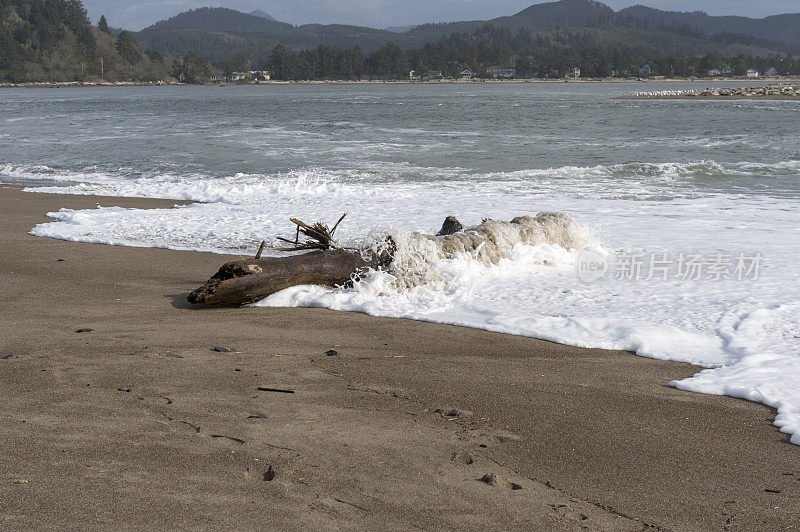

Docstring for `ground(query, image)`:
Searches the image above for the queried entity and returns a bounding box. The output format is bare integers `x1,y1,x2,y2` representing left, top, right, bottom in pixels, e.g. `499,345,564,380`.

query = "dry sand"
1,187,798,530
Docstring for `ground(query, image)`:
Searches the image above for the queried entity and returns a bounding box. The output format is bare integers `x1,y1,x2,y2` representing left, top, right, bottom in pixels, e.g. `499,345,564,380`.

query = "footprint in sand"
451,451,475,465
478,472,523,490
244,464,275,481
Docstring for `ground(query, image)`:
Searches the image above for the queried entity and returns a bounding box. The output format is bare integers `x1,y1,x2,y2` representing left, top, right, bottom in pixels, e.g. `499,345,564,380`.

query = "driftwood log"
188,248,386,306
187,213,546,307
189,215,397,307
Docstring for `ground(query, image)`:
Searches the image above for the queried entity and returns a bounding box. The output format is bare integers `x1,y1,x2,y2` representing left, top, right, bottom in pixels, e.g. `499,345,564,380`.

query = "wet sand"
1,187,798,529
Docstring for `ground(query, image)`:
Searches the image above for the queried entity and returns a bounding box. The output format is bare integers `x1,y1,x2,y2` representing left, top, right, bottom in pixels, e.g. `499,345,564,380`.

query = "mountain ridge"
143,7,293,34
138,1,800,49
406,0,799,47
131,0,799,68
617,5,800,47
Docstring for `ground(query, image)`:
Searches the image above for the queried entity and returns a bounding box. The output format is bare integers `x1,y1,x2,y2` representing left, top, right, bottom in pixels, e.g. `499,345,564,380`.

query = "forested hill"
143,7,294,35
617,6,800,48
0,0,168,82
135,7,406,61
133,0,800,67
0,0,96,80
408,0,614,40
406,0,800,48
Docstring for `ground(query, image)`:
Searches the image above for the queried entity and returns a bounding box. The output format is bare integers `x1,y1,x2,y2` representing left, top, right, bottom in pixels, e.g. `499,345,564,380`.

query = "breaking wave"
257,213,597,332
6,159,800,204
367,213,592,290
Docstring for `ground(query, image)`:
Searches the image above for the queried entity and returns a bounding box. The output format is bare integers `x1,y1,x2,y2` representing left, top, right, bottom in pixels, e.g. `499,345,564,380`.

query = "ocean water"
2,82,800,443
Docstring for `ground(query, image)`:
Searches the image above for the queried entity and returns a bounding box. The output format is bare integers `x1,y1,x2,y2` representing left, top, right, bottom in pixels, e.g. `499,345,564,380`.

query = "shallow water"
2,81,799,443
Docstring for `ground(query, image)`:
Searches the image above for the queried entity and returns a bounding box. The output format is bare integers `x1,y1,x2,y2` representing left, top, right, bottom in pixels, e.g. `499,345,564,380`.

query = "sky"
83,0,800,31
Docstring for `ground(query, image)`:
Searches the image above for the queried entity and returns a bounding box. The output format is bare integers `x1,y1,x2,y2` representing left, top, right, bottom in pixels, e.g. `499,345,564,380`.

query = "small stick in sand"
255,241,266,259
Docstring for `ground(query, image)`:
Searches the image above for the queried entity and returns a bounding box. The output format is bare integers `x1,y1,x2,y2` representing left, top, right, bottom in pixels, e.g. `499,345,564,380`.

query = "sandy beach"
1,186,798,529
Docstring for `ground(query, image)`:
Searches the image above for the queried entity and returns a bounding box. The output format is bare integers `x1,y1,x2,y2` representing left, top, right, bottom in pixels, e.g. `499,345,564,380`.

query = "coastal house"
230,72,248,81
570,67,581,78
721,67,732,75
766,67,779,77
639,64,651,76
484,66,516,79
460,69,476,79
708,68,721,77
747,69,760,78
409,69,418,81
249,70,270,80
424,70,443,80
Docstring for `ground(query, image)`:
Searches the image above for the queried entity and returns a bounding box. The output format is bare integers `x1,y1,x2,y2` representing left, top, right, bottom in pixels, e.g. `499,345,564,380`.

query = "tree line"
233,25,800,82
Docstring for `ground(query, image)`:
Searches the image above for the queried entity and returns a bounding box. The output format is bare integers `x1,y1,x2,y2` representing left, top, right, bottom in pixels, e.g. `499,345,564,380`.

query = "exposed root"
273,213,347,252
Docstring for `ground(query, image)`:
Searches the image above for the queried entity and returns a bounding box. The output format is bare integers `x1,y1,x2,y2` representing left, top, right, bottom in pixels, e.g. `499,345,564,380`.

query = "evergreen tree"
116,30,142,64
98,14,111,34
0,26,24,82
146,49,164,63
268,44,293,80
222,52,248,76
171,52,210,83
366,43,408,80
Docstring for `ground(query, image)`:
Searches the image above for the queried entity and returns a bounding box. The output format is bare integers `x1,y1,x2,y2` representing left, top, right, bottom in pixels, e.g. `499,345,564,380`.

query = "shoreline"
2,186,798,529
2,77,798,89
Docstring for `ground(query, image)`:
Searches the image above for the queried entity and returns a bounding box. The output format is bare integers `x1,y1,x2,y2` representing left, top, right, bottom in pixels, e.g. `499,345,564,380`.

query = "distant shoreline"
3,77,799,89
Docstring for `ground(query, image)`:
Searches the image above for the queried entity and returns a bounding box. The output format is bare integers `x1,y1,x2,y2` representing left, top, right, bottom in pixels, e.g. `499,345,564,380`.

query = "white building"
746,69,760,78
460,69,476,79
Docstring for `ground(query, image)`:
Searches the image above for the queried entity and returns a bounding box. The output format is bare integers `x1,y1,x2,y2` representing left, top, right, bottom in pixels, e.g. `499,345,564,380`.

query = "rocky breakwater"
696,83,800,98
622,83,800,100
